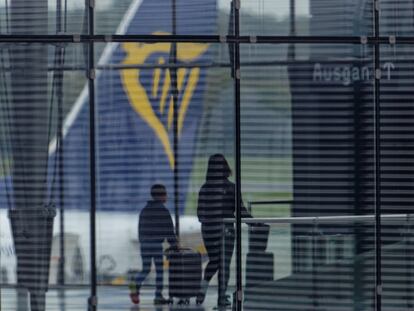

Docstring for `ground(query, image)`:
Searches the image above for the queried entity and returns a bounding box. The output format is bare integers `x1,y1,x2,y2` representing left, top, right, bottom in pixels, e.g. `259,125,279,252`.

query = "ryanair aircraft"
1,0,215,286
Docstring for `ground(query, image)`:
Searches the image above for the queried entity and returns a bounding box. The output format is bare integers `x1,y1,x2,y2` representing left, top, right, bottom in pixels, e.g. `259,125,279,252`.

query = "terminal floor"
1,286,227,311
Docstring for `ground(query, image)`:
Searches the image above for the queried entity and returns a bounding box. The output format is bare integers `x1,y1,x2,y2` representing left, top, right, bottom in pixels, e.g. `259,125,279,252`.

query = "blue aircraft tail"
48,0,216,213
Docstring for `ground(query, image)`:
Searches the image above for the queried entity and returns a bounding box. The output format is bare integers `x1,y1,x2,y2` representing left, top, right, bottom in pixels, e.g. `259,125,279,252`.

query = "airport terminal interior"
1,0,414,310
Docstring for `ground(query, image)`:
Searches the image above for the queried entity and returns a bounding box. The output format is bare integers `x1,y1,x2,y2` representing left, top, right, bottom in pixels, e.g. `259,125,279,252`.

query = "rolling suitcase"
246,223,273,287
245,252,274,287
248,223,270,253
167,247,202,304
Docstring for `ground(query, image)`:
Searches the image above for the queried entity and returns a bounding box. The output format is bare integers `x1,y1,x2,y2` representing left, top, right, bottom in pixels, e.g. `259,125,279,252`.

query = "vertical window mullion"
87,0,97,310
373,0,382,310
233,0,242,310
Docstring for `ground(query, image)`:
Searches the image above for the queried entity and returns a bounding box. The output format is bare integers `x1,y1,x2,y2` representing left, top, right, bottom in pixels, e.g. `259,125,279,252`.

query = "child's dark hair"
151,184,167,200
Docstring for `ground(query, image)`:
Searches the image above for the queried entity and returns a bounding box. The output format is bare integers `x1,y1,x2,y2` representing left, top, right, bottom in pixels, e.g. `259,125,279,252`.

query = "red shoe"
129,283,140,304
129,292,140,304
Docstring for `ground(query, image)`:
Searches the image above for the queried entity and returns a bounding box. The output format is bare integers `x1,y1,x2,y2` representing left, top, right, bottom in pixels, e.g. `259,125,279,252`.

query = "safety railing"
247,200,293,213
224,213,414,224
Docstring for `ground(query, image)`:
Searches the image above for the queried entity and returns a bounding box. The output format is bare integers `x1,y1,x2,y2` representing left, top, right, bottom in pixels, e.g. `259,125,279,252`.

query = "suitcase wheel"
178,298,190,305
196,296,204,305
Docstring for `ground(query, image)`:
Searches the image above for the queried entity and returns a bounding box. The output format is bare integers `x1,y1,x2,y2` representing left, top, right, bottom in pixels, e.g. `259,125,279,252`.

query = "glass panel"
0,43,89,310
381,217,414,311
0,0,86,34
243,220,375,311
241,0,373,36
380,44,414,310
380,0,414,36
96,0,230,36
94,41,234,310
240,43,376,310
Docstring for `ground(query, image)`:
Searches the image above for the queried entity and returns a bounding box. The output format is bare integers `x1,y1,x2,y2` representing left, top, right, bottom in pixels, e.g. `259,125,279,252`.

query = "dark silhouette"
130,184,177,305
196,154,251,308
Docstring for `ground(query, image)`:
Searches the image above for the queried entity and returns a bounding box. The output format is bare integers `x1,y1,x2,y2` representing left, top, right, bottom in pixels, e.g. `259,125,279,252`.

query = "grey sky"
1,0,310,18
241,0,309,18
94,0,310,16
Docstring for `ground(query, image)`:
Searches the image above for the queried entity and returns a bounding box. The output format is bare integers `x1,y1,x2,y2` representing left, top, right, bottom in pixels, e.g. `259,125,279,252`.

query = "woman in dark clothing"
196,154,251,307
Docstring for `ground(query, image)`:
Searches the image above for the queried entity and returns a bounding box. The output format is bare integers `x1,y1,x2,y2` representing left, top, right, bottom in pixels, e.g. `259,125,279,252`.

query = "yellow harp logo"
120,33,209,169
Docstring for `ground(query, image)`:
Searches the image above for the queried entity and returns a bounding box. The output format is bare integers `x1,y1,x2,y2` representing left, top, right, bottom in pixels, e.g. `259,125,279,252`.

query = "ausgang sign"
313,62,395,86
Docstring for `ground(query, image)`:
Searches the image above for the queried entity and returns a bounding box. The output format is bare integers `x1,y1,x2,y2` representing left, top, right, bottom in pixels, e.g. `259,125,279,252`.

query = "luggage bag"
248,223,270,253
245,252,274,287
246,223,274,287
167,247,202,304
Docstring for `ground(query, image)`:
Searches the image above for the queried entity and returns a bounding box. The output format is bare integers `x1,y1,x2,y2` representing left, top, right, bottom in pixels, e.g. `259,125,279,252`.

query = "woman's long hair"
205,154,232,181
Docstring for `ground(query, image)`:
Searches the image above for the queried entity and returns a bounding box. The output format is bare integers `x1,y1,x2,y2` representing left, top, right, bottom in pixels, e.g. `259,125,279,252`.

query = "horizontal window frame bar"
1,34,414,44
224,213,414,224
248,200,293,206
0,59,377,72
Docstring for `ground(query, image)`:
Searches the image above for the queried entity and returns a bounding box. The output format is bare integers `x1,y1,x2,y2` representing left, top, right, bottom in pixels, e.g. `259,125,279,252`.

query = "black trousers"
201,223,235,302
135,242,164,298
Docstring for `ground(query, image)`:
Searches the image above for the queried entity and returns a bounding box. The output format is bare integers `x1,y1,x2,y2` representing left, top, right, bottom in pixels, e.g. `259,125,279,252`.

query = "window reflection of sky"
241,0,310,18
15,0,311,18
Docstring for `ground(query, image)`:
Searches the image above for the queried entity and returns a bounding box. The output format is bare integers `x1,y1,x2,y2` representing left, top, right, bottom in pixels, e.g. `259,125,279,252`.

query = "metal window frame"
233,1,242,309
1,34,414,44
86,2,97,311
2,1,412,310
223,214,414,225
373,1,382,310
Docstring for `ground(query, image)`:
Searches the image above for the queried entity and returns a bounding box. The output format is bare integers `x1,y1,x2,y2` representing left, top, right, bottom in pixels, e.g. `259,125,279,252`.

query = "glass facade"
1,1,414,311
